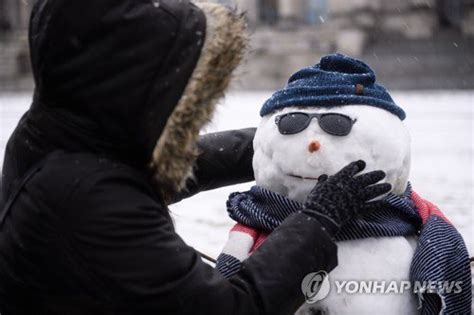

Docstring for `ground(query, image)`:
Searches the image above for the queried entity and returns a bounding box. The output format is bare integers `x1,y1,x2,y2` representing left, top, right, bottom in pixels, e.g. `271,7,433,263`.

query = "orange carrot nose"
308,140,321,153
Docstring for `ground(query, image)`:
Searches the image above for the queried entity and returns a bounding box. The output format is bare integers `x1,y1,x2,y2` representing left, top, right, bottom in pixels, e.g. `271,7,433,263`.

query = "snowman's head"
253,54,410,203
253,105,411,202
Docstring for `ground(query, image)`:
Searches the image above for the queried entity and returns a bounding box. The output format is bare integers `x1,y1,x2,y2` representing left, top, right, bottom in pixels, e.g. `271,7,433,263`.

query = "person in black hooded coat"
0,1,392,314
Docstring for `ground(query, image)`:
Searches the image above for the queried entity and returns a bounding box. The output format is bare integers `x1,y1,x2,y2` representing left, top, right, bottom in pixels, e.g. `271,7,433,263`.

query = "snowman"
216,54,472,314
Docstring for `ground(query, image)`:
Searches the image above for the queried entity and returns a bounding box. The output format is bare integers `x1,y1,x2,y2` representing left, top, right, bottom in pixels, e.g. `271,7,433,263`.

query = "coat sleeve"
171,128,256,203
63,168,337,315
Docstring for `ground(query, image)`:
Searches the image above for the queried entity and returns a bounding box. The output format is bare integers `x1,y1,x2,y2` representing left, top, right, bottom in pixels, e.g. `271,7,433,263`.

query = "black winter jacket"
0,1,337,314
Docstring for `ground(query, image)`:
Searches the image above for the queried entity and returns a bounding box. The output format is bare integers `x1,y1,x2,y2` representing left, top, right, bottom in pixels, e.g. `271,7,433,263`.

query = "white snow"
0,91,473,262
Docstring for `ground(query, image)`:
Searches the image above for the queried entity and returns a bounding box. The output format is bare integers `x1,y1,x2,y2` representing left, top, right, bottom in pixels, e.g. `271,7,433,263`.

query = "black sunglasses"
275,112,357,136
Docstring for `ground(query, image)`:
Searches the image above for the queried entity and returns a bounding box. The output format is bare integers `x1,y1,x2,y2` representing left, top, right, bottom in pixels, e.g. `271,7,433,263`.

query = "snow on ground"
0,91,473,261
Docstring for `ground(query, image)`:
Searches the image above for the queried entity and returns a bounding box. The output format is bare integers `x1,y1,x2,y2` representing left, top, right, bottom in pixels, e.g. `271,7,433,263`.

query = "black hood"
28,0,206,165
3,0,248,200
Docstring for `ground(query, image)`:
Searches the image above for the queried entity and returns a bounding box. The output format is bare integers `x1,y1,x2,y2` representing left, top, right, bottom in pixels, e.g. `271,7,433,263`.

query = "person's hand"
302,160,391,236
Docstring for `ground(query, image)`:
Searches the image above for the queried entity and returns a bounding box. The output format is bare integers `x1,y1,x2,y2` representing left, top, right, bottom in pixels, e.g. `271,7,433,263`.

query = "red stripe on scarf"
231,223,260,240
411,191,451,225
251,233,269,252
231,224,269,253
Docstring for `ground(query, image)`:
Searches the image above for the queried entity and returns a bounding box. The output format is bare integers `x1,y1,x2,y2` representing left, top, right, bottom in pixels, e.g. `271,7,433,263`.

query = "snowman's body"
297,236,419,314
252,105,420,314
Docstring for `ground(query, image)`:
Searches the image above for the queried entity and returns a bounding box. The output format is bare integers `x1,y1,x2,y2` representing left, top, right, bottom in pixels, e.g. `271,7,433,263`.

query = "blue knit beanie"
261,53,406,120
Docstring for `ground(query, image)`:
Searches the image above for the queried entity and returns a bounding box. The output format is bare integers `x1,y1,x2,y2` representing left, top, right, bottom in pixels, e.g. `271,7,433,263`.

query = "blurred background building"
1,0,473,90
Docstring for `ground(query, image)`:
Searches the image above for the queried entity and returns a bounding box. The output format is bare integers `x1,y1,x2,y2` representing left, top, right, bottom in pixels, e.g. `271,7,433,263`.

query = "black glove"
302,160,392,236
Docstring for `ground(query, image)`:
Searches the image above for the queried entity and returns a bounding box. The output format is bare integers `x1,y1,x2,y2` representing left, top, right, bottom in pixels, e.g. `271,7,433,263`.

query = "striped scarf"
216,185,472,314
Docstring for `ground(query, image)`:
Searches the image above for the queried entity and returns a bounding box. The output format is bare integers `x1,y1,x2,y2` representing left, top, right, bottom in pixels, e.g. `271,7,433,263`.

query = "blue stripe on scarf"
216,253,242,279
221,184,472,314
227,185,420,241
410,216,472,314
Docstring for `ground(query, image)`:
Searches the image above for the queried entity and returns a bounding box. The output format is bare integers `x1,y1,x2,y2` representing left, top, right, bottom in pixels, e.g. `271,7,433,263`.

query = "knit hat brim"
260,85,406,120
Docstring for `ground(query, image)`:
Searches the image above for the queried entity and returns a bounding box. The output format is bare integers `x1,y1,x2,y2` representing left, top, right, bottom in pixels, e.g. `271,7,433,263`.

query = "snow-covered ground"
0,91,473,262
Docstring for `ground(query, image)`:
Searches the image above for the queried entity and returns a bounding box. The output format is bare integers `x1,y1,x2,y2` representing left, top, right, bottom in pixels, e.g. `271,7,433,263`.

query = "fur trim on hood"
150,3,248,203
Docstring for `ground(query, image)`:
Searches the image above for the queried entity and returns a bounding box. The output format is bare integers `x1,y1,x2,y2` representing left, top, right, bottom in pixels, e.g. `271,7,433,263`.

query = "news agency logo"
301,271,464,304
301,271,331,304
